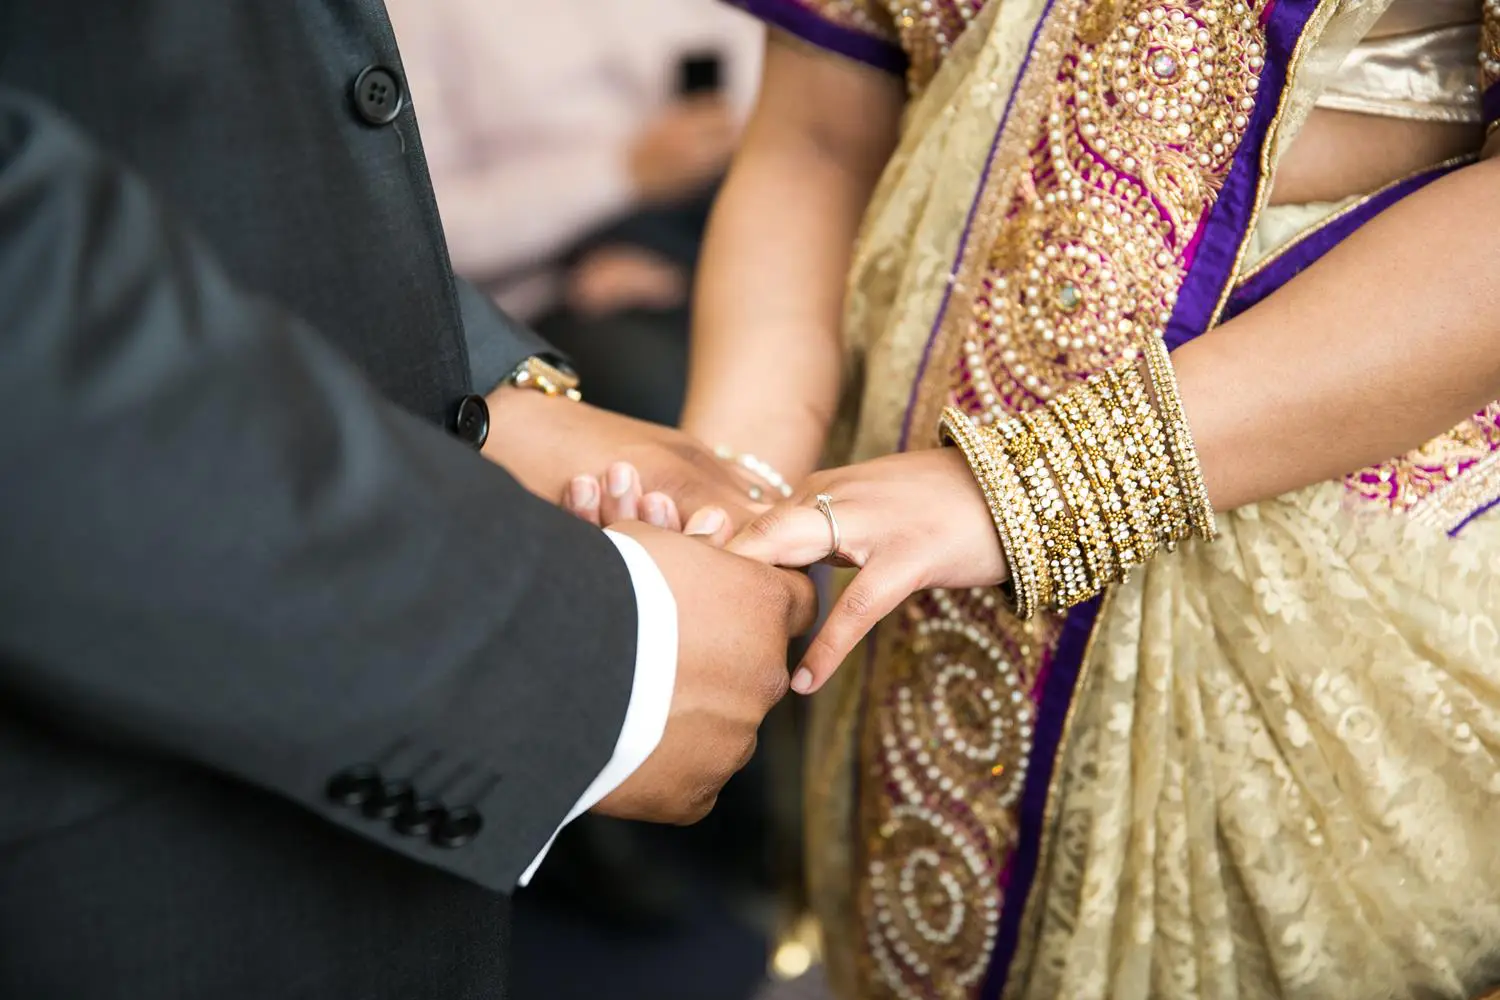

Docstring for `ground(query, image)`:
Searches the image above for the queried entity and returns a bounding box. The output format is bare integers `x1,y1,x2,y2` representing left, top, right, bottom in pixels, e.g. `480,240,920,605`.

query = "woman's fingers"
791,561,917,694
565,476,602,526
600,461,643,523
727,503,847,568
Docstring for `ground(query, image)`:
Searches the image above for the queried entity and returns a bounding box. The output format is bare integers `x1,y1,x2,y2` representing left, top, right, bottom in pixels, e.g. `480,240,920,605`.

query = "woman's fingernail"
569,476,598,510
607,463,633,498
791,668,814,694
685,508,726,536
643,495,668,527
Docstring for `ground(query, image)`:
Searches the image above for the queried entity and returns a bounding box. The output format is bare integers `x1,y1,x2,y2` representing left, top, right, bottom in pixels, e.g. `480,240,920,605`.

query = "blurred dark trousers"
535,183,719,427
512,182,779,1000
536,304,689,428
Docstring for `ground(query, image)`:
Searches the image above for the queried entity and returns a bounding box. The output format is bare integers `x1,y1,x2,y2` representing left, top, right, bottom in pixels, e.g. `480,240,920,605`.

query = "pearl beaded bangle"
713,445,795,502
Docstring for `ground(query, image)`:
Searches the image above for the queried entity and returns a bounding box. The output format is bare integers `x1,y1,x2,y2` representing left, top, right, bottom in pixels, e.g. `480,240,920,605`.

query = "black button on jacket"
353,65,405,125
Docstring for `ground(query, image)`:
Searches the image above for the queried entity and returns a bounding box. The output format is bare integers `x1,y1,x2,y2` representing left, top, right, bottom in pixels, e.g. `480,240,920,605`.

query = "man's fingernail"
570,477,598,510
685,508,726,536
643,495,668,527
607,463,633,498
791,668,814,694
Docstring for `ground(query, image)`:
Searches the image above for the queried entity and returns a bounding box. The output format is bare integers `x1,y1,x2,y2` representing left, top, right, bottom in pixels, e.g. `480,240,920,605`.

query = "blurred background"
384,2,826,997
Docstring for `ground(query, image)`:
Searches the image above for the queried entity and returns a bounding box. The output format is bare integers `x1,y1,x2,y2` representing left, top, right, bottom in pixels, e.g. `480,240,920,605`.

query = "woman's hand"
728,448,1008,695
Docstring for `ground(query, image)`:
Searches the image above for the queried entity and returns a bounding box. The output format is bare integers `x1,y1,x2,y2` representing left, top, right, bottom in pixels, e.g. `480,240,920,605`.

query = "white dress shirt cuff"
517,529,678,886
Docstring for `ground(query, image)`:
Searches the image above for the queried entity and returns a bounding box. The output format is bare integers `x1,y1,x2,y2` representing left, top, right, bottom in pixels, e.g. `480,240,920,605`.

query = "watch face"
539,357,579,382
515,356,582,401
536,359,579,389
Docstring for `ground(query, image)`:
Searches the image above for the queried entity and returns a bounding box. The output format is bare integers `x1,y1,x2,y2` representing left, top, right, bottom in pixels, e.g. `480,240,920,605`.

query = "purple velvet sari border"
979,597,1102,1000
897,0,1062,452
1164,0,1322,351
1483,81,1500,126
1222,161,1462,321
977,4,1323,996
881,2,1371,995
725,0,908,76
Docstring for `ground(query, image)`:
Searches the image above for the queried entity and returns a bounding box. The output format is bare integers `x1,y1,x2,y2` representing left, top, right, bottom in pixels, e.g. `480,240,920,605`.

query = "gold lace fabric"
1016,484,1500,1000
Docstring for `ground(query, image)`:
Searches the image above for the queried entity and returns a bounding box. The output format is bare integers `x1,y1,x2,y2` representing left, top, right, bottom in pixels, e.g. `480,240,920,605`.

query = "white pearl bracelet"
713,445,795,502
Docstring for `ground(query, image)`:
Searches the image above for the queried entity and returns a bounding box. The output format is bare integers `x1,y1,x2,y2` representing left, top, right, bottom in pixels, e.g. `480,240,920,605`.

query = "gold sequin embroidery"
787,0,990,91
854,3,1274,998
798,0,902,40
954,4,1266,424
886,1,989,90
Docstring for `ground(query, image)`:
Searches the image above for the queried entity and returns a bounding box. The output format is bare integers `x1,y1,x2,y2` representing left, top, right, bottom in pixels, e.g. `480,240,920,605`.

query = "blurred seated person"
390,0,763,427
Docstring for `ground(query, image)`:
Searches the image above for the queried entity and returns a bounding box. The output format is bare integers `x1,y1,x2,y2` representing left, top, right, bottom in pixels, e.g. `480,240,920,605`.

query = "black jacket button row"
392,799,446,837
431,773,498,848
325,764,381,808
325,756,495,850
432,805,484,849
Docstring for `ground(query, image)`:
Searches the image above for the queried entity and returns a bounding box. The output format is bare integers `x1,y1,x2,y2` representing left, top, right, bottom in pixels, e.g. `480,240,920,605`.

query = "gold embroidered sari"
730,1,1500,997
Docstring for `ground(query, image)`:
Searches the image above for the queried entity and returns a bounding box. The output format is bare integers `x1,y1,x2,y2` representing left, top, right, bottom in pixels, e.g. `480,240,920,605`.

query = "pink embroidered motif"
790,0,992,89
1345,403,1500,533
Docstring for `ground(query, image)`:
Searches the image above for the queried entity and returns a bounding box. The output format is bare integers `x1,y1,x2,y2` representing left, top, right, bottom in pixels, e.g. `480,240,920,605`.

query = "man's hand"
628,97,737,204
482,388,751,535
592,521,818,824
567,246,687,318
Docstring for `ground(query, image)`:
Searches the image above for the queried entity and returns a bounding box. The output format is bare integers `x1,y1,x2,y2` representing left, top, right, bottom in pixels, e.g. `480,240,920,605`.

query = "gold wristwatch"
507,355,582,402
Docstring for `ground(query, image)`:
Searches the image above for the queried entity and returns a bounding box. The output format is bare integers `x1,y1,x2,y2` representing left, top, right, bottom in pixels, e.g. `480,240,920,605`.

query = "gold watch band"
508,356,582,402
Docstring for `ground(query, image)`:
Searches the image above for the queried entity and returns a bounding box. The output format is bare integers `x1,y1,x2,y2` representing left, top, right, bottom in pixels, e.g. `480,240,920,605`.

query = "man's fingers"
657,452,755,516
791,563,913,695
684,505,731,545
673,478,755,527
727,505,840,568
565,476,602,527
781,568,819,636
642,492,682,532
682,505,734,547
601,462,642,524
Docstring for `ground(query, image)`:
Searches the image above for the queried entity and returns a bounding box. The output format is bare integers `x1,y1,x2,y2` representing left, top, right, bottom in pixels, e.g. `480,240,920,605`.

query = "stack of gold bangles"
940,336,1216,619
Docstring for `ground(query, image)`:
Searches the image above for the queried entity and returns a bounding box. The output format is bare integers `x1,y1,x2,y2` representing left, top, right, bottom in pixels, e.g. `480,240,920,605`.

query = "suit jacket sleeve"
0,89,639,892
454,276,552,393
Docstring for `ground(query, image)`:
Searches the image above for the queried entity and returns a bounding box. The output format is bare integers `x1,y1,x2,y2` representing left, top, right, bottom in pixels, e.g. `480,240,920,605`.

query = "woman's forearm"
680,38,903,482
682,126,873,478
1176,156,1500,513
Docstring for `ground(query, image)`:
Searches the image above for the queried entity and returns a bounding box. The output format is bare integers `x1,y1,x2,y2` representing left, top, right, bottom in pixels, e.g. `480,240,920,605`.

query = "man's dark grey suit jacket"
0,2,641,996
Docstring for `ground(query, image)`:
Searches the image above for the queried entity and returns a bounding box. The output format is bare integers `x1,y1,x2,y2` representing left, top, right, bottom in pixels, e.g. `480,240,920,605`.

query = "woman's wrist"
940,341,1217,618
711,445,796,502
680,410,830,492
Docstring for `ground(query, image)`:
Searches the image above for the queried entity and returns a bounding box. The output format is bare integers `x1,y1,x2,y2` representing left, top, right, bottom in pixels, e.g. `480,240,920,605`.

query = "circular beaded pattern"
856,3,1270,997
